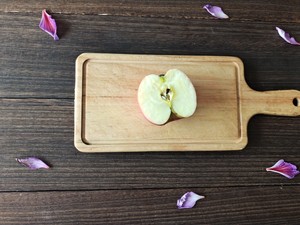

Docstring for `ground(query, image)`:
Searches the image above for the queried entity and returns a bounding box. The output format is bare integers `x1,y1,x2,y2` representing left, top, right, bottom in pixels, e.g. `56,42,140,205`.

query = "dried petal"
177,192,204,209
16,157,50,170
39,9,59,41
276,27,300,45
203,4,229,19
266,159,299,179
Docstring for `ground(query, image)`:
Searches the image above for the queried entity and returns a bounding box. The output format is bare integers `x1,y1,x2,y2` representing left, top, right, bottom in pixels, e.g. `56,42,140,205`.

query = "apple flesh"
138,69,197,125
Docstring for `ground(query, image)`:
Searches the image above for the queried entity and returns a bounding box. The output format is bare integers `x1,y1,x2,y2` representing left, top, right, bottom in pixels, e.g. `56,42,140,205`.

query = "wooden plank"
0,2,298,224
0,98,299,191
1,0,299,23
75,54,246,152
0,12,299,98
74,53,300,152
0,187,299,224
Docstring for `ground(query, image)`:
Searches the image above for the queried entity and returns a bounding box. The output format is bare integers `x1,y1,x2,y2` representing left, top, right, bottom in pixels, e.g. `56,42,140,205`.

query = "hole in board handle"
293,98,299,107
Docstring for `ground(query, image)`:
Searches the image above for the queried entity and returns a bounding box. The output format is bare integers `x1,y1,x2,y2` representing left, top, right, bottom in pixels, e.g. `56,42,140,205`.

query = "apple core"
138,69,197,125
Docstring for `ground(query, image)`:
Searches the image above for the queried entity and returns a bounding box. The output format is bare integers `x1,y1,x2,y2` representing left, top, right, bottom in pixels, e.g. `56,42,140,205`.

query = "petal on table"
177,192,205,209
16,157,50,170
266,159,299,179
39,9,59,41
276,27,300,45
203,4,229,19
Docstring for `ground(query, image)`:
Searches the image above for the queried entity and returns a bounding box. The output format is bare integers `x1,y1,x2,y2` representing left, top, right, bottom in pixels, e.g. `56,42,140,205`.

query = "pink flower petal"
276,27,300,46
16,157,50,170
266,159,299,179
39,9,59,41
177,192,205,209
203,4,229,19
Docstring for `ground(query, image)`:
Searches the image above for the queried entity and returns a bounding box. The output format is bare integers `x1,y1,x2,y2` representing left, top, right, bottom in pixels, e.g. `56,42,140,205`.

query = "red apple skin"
137,69,197,125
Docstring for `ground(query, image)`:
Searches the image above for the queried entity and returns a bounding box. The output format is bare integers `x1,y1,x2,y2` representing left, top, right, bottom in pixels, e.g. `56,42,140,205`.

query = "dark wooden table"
1,1,299,224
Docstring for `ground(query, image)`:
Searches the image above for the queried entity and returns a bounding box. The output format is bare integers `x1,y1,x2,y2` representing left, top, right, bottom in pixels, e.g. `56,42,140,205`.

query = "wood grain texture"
1,0,299,23
75,54,245,152
0,12,299,98
0,187,299,225
0,99,299,191
0,0,299,223
74,53,299,152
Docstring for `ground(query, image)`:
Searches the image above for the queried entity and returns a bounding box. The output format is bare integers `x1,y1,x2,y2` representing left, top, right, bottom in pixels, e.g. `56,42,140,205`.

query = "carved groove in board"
74,53,300,152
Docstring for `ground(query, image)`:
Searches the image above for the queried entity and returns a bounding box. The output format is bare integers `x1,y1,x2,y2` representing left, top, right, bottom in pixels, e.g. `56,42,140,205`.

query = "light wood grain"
74,53,300,152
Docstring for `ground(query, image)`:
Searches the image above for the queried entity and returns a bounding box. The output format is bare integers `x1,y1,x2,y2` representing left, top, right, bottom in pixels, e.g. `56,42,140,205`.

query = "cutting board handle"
248,90,300,116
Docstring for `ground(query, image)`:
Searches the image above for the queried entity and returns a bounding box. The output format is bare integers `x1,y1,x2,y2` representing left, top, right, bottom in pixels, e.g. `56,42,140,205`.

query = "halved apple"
138,69,197,125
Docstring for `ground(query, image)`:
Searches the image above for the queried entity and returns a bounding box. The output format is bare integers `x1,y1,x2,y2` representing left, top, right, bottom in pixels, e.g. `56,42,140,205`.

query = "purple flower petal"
177,192,204,209
16,157,50,170
39,9,59,41
276,27,300,46
266,159,299,179
203,4,229,19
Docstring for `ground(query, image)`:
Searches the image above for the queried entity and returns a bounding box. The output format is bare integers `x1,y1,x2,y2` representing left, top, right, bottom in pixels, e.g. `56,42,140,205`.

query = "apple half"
138,69,197,125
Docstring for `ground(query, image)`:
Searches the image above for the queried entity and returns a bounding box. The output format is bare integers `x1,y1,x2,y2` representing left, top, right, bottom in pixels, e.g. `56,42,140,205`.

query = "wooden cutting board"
74,53,299,152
